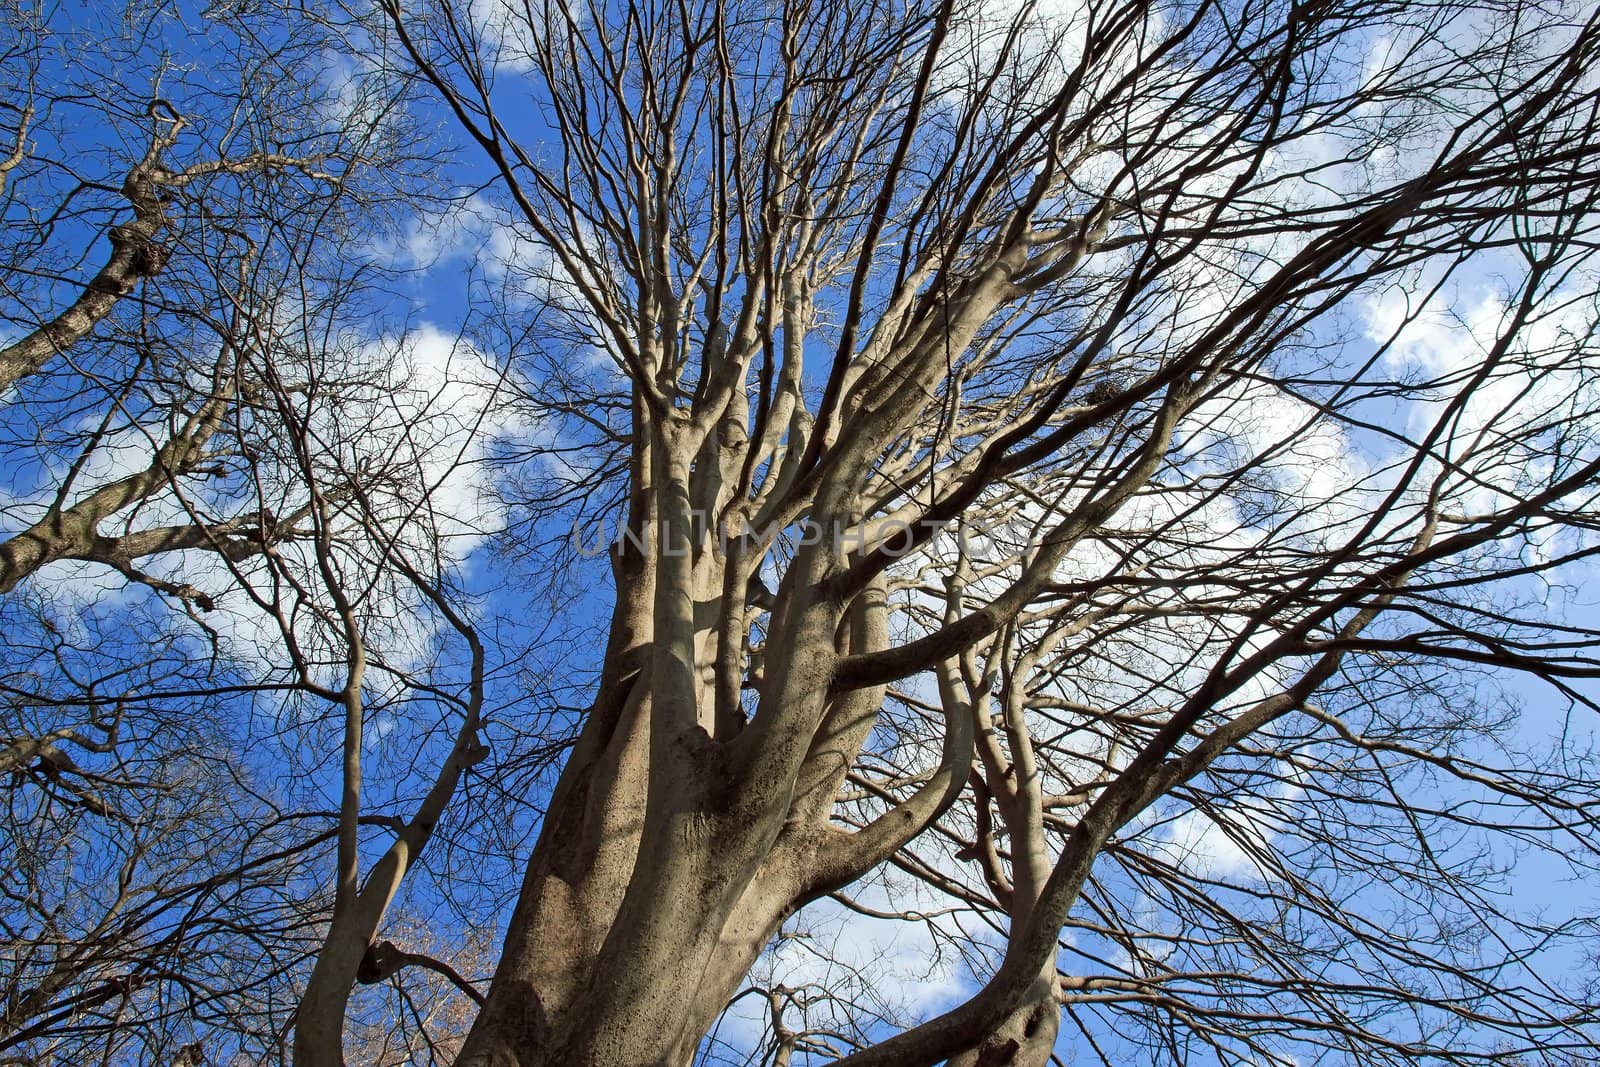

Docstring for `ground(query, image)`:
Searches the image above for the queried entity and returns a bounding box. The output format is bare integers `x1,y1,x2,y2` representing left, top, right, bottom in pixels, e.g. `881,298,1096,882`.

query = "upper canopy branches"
386,0,1600,598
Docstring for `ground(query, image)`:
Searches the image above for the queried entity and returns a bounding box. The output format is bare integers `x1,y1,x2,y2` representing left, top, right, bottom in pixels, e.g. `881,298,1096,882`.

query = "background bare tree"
7,0,1600,1064
0,3,521,1063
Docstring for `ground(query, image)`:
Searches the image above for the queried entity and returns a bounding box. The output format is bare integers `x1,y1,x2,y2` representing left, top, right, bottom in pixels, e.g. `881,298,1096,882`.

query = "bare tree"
9,0,1600,1064
0,4,498,1063
0,590,337,1065
357,0,1600,1064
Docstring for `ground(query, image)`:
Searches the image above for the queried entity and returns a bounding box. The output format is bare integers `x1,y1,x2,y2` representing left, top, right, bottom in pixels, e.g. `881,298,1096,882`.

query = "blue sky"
4,1,1600,1064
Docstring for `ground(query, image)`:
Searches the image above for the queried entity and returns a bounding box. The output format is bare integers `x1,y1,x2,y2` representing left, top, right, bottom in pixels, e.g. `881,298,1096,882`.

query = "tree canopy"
3,0,1600,1064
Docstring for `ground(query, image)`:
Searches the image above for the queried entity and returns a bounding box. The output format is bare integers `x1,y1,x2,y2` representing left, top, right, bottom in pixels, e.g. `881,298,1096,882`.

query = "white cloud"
2,319,538,696
1155,803,1280,883
1363,270,1600,521
717,874,987,1058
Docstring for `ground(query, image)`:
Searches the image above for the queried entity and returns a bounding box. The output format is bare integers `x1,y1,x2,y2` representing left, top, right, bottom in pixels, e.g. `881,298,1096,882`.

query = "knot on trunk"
106,222,171,281
975,1037,1022,1066
356,939,407,985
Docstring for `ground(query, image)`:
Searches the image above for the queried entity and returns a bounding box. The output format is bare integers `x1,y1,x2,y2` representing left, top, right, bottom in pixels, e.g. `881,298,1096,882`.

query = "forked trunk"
456,529,880,1065
944,964,1060,1067
453,759,802,1067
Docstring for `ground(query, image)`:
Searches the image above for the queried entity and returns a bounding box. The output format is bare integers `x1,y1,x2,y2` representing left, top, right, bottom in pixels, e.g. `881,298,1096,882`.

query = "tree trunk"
944,964,1060,1067
455,527,861,1065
